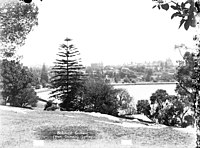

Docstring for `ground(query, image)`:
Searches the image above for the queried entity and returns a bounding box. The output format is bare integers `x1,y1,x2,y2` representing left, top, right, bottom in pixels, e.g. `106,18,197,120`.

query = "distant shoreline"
35,82,178,94
111,82,178,86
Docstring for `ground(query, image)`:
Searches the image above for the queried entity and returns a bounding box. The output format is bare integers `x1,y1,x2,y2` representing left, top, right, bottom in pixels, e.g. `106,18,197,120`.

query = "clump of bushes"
55,78,134,116
81,79,136,116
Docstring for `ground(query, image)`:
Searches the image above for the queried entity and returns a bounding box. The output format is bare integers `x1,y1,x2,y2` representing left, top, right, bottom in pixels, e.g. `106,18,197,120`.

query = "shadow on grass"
35,125,99,141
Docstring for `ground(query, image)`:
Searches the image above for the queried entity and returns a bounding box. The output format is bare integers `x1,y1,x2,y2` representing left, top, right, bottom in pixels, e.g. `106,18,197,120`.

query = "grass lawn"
0,105,196,148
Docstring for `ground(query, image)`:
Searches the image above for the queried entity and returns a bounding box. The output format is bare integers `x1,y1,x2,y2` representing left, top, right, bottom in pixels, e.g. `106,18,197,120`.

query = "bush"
182,115,195,127
136,100,151,117
44,100,53,110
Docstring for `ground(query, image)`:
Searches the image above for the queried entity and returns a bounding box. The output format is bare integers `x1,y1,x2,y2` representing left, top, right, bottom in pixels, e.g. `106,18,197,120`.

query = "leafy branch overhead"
152,0,200,30
0,1,38,57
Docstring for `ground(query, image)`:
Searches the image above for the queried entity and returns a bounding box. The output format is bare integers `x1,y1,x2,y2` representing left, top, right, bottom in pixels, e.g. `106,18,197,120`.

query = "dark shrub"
182,115,195,127
1,59,39,107
81,78,119,116
136,100,151,117
44,100,53,110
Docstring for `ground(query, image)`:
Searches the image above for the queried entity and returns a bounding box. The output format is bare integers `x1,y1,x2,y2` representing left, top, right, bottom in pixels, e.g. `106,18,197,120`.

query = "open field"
0,105,196,148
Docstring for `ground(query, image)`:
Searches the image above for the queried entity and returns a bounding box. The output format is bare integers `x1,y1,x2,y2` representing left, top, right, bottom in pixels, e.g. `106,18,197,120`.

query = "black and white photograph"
0,0,199,147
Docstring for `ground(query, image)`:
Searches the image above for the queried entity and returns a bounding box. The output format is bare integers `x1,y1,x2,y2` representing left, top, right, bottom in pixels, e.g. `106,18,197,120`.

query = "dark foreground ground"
0,105,196,148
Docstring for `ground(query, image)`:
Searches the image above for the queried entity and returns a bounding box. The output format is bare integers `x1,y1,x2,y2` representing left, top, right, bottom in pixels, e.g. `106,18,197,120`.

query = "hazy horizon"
16,0,196,67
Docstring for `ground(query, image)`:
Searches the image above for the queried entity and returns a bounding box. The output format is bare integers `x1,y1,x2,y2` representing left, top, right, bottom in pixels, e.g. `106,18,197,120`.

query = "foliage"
123,76,131,83
136,100,151,118
144,69,153,82
174,51,198,110
1,59,39,107
44,100,59,111
152,0,200,30
40,64,49,87
174,46,200,146
50,38,85,111
15,86,39,107
150,89,168,106
149,89,191,127
76,78,135,116
182,114,195,127
28,68,40,89
152,0,200,146
157,96,188,126
44,100,53,110
117,89,135,115
159,72,174,82
78,78,119,116
0,1,38,57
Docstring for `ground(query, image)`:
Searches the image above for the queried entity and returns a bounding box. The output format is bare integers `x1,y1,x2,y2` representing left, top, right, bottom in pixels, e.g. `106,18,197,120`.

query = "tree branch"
179,82,193,96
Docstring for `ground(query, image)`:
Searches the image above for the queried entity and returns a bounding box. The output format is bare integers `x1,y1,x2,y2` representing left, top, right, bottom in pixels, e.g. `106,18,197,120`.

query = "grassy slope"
0,106,196,148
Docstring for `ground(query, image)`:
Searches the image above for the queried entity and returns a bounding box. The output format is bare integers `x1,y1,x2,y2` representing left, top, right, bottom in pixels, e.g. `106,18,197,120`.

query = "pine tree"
50,38,85,111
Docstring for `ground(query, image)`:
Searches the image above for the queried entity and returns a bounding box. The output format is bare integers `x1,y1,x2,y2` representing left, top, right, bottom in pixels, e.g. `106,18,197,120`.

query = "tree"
149,89,187,126
152,1,200,146
29,67,41,89
117,89,135,115
152,0,200,30
165,96,190,127
50,38,85,111
160,72,174,82
0,1,38,57
80,78,120,116
150,89,169,121
149,88,191,127
40,64,49,87
175,51,197,107
175,51,200,131
1,59,39,107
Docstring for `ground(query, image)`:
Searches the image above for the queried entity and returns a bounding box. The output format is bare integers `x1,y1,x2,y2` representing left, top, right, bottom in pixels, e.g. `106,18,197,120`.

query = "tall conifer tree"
50,38,85,110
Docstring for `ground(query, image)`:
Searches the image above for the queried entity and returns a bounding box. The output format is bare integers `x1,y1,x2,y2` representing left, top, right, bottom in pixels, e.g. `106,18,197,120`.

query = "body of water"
113,83,177,105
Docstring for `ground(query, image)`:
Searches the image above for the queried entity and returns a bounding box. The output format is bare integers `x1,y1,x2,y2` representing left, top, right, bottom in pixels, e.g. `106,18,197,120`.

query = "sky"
17,0,197,67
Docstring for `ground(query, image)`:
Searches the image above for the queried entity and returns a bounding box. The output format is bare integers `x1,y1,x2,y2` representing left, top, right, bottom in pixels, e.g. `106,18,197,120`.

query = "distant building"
91,62,103,70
